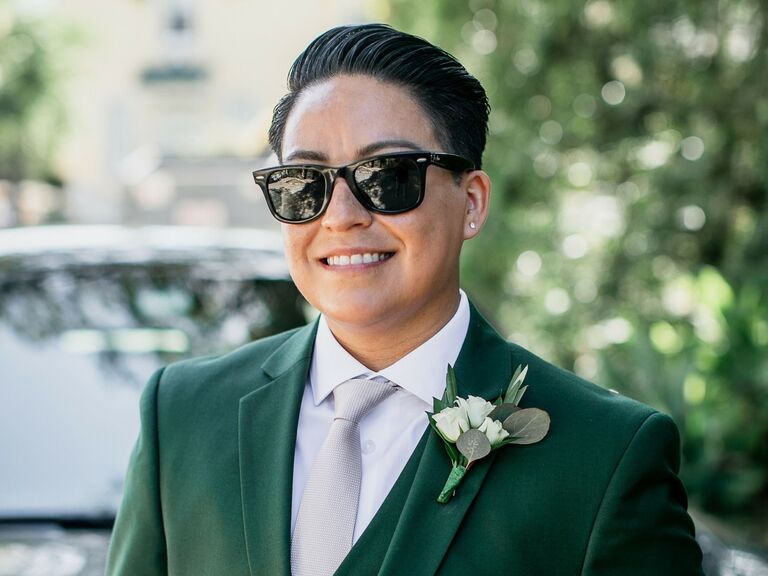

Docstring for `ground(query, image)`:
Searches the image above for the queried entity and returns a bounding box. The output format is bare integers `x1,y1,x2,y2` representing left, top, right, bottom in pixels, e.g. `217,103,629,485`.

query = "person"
106,23,704,575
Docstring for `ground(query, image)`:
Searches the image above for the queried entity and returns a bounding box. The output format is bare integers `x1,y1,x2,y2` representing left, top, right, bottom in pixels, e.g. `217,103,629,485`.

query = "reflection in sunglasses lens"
268,168,325,220
356,158,419,210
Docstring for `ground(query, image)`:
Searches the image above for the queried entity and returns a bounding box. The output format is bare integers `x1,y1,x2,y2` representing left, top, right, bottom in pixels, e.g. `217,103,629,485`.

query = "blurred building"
19,0,374,228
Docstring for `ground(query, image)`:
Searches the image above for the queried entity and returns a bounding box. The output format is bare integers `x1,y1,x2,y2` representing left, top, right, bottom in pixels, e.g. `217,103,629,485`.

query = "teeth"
327,253,390,266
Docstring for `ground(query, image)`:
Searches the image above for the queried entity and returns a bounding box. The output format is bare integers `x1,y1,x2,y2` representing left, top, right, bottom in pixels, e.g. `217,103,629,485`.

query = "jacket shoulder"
154,324,310,403
506,341,662,444
170,325,304,372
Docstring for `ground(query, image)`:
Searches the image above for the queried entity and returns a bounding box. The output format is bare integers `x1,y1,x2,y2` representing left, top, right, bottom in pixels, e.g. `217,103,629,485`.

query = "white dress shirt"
291,290,470,543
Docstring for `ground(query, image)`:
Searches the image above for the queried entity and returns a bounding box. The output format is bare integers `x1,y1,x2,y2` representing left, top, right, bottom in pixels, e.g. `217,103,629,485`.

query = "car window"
0,261,307,520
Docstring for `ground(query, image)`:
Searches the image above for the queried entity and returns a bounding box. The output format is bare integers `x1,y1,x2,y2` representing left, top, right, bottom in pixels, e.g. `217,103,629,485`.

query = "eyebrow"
283,139,424,164
357,139,423,158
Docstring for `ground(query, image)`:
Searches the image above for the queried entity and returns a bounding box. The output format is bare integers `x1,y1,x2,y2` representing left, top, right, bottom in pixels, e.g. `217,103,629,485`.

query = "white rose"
433,405,470,442
457,395,494,428
478,416,510,447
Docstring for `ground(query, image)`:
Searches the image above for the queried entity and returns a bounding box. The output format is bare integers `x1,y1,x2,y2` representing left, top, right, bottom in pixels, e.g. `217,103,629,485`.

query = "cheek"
281,226,313,271
401,219,459,271
423,177,467,226
415,197,466,247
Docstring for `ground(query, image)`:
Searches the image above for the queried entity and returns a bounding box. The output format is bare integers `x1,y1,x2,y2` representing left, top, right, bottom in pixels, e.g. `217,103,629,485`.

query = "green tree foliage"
383,0,767,541
0,2,64,185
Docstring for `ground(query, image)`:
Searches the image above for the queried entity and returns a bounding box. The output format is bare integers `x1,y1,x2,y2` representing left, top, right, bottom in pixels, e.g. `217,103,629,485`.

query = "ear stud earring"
469,222,477,229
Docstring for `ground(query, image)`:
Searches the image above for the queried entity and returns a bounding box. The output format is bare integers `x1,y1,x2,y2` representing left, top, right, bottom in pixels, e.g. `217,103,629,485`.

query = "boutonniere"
427,364,550,503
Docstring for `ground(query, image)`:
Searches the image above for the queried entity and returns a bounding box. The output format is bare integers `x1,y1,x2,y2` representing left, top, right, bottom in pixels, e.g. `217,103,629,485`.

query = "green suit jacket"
107,305,703,575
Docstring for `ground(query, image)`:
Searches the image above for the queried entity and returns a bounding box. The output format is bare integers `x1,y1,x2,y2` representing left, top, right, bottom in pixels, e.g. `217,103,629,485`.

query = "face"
279,74,486,337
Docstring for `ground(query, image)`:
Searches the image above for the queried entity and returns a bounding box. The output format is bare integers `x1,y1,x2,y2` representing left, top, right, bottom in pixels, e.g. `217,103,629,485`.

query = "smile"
324,252,393,266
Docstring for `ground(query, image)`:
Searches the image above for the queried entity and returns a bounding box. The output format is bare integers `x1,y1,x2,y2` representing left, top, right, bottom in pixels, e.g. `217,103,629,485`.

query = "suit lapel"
334,430,430,575
378,305,513,576
239,321,318,576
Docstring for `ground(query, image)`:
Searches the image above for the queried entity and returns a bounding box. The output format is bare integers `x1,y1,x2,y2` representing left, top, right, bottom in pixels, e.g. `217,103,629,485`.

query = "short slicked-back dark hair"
268,23,490,169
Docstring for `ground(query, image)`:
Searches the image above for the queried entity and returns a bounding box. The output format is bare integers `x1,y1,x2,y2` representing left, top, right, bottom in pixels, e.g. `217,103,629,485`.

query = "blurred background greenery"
380,0,767,546
1,0,766,550
0,0,67,221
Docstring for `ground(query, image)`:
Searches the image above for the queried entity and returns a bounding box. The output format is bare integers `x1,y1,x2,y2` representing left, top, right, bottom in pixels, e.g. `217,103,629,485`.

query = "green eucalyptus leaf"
488,402,521,422
504,384,520,405
512,385,528,406
445,364,458,406
504,365,529,404
510,364,522,384
502,408,550,445
456,429,491,463
445,441,460,465
432,396,448,413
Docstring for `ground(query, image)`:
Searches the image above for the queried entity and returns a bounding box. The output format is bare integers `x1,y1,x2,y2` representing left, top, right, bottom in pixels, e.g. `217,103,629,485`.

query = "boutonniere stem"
437,464,467,502
427,364,550,504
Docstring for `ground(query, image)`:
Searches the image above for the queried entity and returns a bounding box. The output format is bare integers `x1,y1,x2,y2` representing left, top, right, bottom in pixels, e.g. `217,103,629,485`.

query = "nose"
320,176,372,231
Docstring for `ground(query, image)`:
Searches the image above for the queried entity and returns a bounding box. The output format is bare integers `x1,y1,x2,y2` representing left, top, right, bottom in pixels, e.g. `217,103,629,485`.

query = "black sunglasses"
252,151,475,224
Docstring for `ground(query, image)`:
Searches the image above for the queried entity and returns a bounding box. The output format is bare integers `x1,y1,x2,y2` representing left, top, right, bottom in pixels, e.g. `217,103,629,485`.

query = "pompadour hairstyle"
268,23,490,169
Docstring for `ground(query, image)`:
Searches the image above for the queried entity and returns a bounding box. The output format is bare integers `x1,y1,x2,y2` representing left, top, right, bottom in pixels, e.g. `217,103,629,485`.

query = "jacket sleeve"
581,411,704,575
106,368,168,576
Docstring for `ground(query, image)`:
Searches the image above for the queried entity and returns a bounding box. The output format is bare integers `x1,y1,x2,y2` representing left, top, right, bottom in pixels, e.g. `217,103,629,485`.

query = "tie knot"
332,377,396,424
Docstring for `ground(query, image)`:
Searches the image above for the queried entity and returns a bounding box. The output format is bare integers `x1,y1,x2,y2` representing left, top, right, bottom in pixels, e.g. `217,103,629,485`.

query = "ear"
462,170,491,240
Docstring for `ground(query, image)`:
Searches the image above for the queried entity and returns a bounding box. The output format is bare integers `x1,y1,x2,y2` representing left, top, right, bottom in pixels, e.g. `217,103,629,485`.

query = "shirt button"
362,439,376,455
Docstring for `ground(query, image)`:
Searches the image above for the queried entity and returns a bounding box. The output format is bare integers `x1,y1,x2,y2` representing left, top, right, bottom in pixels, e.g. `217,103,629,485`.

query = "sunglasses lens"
354,157,421,212
266,168,326,221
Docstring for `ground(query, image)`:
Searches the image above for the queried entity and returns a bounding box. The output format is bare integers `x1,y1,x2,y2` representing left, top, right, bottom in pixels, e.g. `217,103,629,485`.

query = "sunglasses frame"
252,151,475,224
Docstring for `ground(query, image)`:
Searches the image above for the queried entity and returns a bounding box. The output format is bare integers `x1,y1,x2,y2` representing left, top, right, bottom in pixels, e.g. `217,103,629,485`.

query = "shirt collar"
309,290,470,407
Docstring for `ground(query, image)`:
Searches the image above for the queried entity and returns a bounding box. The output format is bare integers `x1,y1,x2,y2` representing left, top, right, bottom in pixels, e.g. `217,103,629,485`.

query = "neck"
325,292,461,372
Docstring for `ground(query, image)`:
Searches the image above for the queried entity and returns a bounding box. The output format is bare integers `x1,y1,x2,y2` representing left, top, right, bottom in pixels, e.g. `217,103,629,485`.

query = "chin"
318,298,398,330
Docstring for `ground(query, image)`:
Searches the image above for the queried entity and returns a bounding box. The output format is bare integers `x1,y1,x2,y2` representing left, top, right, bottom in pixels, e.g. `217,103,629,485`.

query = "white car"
0,226,308,576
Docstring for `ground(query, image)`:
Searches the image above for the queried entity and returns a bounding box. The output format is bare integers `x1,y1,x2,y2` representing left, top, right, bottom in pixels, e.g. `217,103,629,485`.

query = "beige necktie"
291,377,397,576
